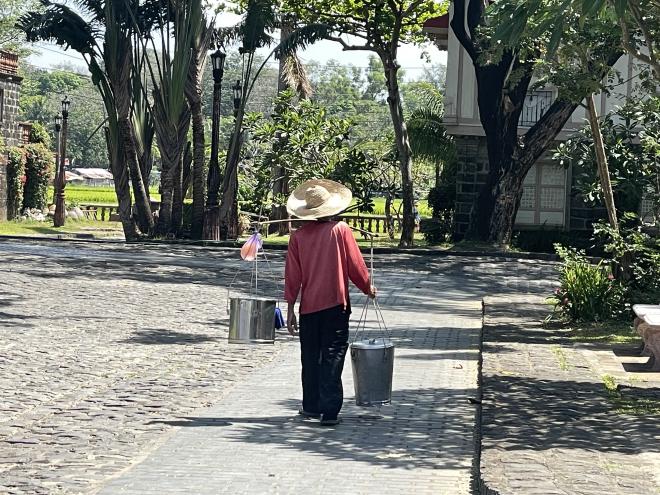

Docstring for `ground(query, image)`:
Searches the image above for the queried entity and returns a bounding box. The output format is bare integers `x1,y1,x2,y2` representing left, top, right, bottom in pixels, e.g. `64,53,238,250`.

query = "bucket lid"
351,338,394,350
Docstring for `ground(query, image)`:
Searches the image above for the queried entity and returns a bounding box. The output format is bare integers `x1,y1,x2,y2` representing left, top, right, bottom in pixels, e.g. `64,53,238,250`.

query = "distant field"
47,186,431,217
47,186,161,205
0,219,124,237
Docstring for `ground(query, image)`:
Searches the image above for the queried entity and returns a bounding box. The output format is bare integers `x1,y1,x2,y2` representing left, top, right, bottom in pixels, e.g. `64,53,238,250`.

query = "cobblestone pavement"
480,295,660,495
0,239,557,494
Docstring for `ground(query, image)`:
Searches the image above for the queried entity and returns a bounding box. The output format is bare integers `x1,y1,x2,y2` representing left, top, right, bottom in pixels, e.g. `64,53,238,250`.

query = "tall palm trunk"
154,96,191,235
185,25,212,240
105,125,137,240
112,42,153,235
382,55,415,247
272,19,294,236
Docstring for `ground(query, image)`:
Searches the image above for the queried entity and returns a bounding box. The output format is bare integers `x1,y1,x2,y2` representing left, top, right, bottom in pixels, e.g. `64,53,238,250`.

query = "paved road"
0,239,557,494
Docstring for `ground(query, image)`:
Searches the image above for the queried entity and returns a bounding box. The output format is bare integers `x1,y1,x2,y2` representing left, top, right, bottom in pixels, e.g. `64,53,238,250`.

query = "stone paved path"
480,295,660,495
0,239,558,494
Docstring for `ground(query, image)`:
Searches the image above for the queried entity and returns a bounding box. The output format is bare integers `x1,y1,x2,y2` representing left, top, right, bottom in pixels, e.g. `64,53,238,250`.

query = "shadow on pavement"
482,374,660,454
148,389,478,471
119,328,222,345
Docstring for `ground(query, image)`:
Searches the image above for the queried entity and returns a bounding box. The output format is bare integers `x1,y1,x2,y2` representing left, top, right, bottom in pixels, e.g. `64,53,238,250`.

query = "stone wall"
453,136,490,237
0,74,23,148
452,135,601,238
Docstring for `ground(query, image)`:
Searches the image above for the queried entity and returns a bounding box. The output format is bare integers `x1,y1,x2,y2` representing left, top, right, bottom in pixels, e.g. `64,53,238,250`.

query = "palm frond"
18,3,99,57
281,53,312,99
240,0,278,53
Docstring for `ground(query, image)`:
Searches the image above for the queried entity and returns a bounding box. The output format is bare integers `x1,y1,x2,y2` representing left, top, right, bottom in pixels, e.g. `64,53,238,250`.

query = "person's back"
285,220,370,316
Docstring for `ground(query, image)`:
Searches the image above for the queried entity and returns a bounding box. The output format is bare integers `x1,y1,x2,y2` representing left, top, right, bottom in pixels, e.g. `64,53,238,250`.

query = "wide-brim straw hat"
286,179,352,219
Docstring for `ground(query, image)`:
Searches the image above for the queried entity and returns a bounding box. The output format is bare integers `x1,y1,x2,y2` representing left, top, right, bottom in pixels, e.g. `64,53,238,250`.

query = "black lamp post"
54,96,70,227
203,49,226,240
232,80,242,117
52,114,62,205
227,80,243,238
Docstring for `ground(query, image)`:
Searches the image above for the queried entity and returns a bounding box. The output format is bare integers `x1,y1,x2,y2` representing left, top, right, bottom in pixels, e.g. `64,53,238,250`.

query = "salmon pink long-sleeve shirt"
284,221,371,315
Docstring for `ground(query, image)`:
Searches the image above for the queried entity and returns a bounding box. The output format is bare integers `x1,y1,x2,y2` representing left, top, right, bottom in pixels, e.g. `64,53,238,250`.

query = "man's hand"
287,305,298,335
368,285,377,299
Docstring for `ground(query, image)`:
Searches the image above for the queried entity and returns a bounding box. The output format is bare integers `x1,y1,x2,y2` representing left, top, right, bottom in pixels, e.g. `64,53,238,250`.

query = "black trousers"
299,305,350,419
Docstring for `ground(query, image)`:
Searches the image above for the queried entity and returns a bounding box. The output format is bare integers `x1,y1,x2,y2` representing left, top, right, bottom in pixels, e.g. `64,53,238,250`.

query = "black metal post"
203,49,226,240
54,97,70,227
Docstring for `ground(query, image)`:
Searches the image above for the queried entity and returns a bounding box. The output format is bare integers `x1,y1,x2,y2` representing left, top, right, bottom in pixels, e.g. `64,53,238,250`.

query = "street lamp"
54,96,70,227
232,80,242,117
52,114,62,205
203,49,226,240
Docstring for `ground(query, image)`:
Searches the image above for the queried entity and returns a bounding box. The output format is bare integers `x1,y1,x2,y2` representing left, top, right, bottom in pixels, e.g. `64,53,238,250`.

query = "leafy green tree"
0,0,39,52
448,0,622,244
554,96,660,222
282,0,445,246
493,0,660,81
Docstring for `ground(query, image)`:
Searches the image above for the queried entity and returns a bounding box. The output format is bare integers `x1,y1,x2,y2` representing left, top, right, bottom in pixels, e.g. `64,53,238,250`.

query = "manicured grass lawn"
0,219,124,237
367,198,432,217
568,321,641,346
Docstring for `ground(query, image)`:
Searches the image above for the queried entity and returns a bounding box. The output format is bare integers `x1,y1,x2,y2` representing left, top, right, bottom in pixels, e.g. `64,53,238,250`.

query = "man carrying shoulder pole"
284,179,377,426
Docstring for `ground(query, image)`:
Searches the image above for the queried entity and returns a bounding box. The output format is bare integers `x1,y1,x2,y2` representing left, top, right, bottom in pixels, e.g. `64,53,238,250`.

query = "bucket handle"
351,295,390,346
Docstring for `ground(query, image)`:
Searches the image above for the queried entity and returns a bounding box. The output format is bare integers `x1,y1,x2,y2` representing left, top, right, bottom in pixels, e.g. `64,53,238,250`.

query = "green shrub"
420,214,453,245
22,143,54,210
594,215,660,307
6,147,25,219
29,122,52,147
551,245,625,322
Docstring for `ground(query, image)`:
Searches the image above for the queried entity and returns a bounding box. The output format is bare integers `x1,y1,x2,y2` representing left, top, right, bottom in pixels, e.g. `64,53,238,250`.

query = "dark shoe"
298,408,321,419
320,415,341,426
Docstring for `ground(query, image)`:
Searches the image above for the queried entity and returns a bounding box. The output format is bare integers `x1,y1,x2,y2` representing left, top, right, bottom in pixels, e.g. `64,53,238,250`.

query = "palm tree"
19,1,155,238
185,2,214,239
138,0,195,235
406,87,453,188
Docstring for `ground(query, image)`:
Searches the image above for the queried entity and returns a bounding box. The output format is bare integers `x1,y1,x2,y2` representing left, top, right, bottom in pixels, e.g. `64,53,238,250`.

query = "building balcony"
519,90,554,127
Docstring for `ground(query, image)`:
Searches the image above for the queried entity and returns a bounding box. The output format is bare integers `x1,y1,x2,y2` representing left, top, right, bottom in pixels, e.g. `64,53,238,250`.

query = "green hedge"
6,147,25,220
23,143,54,210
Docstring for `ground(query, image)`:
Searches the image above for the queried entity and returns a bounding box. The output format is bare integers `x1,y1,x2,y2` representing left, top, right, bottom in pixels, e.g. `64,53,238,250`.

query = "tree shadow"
119,328,223,345
481,374,660,454
148,387,479,471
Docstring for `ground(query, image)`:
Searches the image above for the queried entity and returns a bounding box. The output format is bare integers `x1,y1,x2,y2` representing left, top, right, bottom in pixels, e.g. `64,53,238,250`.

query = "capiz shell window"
515,163,567,227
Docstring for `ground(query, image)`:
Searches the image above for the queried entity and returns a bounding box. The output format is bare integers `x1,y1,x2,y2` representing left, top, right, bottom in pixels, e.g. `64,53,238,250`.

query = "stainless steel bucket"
228,296,276,344
350,338,395,406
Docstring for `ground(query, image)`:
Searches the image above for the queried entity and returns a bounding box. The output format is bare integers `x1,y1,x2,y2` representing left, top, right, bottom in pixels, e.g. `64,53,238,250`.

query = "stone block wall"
453,136,490,237
0,75,23,148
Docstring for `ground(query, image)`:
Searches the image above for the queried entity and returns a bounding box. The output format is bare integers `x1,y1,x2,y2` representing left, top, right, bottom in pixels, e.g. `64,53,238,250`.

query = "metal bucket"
350,338,395,406
228,296,276,344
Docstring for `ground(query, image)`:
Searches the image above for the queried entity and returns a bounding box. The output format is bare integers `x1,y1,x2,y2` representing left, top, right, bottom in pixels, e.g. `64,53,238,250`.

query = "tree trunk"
586,93,618,231
154,96,191,236
105,126,137,240
188,97,206,239
113,46,153,235
382,55,415,247
172,153,184,236
118,117,153,235
271,19,294,236
218,114,245,240
384,193,394,239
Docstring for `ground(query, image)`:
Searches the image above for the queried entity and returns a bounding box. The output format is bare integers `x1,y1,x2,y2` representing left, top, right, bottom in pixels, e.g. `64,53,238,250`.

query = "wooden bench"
632,304,660,371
